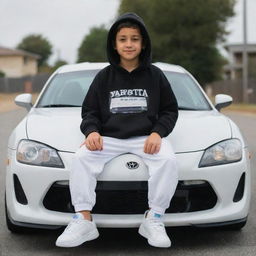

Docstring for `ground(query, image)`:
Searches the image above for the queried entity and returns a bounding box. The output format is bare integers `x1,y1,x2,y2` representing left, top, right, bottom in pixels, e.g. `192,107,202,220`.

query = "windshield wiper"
40,104,81,108
178,106,200,110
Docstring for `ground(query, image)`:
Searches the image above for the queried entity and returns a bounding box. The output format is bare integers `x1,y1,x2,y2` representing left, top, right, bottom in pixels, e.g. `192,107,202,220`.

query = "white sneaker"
138,210,171,248
55,213,99,247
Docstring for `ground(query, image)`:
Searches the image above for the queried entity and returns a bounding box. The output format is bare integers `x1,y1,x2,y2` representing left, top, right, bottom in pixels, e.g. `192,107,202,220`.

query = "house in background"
0,46,40,78
223,43,256,80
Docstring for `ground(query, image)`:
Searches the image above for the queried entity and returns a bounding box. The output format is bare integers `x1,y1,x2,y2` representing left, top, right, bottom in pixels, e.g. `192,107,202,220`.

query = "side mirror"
15,93,32,111
215,94,233,111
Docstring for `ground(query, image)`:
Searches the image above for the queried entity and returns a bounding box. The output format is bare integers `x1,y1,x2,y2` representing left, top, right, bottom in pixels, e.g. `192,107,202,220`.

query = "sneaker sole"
56,229,99,247
138,224,171,248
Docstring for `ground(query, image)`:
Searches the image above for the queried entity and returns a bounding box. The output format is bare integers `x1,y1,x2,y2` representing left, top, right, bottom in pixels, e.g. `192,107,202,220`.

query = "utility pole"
57,49,61,61
242,0,249,103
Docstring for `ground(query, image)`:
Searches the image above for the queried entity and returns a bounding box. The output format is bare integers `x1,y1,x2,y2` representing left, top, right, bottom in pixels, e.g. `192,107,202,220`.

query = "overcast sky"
0,0,255,65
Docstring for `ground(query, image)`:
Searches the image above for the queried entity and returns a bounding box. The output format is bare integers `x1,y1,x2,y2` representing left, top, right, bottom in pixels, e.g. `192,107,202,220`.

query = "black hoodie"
80,13,178,139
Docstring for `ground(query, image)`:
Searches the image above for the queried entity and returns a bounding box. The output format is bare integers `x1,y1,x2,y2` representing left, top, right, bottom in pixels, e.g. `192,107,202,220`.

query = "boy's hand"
80,132,103,151
144,132,161,154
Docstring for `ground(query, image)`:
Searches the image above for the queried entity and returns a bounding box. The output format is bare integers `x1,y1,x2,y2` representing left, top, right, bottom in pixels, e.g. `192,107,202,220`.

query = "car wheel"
5,193,27,233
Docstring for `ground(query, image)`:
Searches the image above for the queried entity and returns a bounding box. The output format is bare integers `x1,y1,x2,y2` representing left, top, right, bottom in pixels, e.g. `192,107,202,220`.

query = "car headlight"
16,140,64,168
199,139,242,167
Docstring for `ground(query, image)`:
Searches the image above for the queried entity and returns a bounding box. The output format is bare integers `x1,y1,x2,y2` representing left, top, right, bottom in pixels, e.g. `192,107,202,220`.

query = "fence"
0,73,51,93
206,79,256,104
1,74,256,104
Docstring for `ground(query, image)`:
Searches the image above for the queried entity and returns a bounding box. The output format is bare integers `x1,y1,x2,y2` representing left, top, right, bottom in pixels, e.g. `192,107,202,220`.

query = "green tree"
0,70,5,77
54,59,68,69
77,26,108,62
119,0,235,86
37,59,68,74
17,34,52,66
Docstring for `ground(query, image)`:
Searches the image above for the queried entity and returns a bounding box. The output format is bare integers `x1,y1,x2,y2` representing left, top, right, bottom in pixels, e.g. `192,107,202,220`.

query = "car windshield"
36,69,211,110
164,71,211,110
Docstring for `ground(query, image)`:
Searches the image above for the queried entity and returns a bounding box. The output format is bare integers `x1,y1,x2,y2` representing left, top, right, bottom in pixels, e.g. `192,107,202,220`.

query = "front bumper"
5,148,251,228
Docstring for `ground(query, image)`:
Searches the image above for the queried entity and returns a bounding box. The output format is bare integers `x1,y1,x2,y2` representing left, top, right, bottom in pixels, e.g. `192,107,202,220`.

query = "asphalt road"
0,109,255,256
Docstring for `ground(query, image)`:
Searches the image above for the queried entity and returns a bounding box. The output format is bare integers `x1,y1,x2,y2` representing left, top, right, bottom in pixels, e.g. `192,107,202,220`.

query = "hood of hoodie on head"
107,12,151,69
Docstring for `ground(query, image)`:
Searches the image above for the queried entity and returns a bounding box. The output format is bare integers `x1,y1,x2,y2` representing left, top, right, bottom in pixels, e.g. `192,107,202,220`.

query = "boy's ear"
112,40,117,50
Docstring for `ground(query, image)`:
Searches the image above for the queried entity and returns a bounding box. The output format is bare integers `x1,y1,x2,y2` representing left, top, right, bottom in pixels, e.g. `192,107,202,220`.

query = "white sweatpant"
69,136,178,215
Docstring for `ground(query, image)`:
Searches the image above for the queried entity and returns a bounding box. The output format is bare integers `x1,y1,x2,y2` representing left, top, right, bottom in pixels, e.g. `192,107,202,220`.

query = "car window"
36,69,211,110
164,71,211,110
36,70,99,107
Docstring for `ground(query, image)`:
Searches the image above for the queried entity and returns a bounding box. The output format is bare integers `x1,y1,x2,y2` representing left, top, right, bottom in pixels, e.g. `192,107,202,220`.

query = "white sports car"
5,62,251,232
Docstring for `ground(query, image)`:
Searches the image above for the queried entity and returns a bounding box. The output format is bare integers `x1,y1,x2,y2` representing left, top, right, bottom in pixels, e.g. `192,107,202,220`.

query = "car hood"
26,108,231,153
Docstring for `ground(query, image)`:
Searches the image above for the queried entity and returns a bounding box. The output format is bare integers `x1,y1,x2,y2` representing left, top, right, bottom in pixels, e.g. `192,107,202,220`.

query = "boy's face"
115,27,143,63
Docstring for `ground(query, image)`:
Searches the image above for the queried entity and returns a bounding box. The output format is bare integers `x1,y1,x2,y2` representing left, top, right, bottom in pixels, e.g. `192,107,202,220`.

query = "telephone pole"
242,0,249,103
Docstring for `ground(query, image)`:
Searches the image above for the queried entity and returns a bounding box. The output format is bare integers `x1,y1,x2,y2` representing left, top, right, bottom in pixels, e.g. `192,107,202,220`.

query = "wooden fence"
1,74,256,104
0,73,51,93
206,79,256,104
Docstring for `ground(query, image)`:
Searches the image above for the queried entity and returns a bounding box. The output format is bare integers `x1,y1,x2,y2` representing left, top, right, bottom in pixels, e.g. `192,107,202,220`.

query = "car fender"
8,116,28,150
226,117,247,148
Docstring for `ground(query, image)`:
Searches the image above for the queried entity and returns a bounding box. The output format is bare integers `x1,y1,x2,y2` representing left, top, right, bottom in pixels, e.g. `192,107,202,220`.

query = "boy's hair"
115,21,141,34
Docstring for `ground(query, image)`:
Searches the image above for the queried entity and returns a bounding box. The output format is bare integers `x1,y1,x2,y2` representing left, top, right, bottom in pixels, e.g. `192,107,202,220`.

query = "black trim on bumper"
13,174,28,205
192,217,247,228
7,211,248,230
43,181,217,214
7,211,62,230
233,173,245,202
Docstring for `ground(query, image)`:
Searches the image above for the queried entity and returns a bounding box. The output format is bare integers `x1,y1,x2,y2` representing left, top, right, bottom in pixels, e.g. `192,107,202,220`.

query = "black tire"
5,193,27,233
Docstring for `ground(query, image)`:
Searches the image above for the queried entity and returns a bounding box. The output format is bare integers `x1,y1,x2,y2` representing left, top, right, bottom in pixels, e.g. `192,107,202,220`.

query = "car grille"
43,181,217,214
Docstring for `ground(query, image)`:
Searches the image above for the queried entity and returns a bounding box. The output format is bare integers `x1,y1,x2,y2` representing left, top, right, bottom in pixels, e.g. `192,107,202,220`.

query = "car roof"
57,62,186,74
